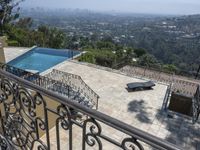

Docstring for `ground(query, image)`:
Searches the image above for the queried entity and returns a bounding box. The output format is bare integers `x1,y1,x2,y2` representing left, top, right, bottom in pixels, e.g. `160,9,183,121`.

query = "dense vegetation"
1,2,199,77
21,9,200,75
6,23,66,48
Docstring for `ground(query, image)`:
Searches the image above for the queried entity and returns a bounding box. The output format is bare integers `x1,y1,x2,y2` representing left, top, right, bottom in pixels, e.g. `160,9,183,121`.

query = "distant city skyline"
21,0,200,15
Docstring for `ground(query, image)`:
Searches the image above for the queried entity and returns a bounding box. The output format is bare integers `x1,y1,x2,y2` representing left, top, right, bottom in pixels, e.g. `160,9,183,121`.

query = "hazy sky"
21,0,200,15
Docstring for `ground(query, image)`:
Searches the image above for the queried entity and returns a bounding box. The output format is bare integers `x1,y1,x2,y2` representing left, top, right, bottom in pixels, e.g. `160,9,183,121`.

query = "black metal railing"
0,68,182,150
45,69,99,109
162,83,173,111
193,85,200,123
0,63,98,109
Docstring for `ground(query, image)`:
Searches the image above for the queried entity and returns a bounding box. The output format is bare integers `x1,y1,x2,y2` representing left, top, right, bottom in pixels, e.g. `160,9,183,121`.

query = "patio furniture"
127,81,155,91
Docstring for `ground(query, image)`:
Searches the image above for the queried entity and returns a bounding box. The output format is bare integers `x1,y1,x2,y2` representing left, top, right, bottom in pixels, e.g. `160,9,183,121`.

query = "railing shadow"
127,99,200,149
155,109,200,150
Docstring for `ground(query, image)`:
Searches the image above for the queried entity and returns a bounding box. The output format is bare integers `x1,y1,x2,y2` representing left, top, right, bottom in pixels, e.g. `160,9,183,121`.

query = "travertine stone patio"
43,60,200,149
4,47,200,149
46,61,168,126
4,46,32,62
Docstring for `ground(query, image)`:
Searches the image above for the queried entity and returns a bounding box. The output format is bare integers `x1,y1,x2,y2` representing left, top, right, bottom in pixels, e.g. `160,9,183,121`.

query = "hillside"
19,9,200,75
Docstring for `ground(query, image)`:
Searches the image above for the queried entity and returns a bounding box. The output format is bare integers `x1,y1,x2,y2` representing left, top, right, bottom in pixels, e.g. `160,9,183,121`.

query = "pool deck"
43,60,200,149
4,47,200,149
4,46,33,63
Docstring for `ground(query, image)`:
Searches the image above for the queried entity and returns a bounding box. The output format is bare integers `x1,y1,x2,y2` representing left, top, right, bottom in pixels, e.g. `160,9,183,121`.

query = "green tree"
15,17,32,29
163,64,177,73
125,47,134,63
116,49,124,60
134,48,147,57
138,54,158,67
37,25,66,48
79,52,95,64
0,0,24,35
96,41,114,50
48,28,66,48
7,25,31,46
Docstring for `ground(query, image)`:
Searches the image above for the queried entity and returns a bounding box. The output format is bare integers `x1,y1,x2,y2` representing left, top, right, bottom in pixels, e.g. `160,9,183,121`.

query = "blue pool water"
8,47,80,73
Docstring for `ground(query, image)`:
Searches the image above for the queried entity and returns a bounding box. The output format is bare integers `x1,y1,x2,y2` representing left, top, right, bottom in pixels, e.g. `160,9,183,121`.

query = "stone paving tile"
41,61,200,149
4,46,32,62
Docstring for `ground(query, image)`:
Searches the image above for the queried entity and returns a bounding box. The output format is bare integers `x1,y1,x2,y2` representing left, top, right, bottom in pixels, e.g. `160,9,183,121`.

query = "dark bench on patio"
127,81,155,91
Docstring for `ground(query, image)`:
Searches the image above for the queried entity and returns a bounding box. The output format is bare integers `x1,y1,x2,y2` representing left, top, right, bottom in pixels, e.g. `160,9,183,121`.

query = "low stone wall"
0,37,6,63
70,60,169,86
70,60,198,97
0,36,7,47
121,65,199,97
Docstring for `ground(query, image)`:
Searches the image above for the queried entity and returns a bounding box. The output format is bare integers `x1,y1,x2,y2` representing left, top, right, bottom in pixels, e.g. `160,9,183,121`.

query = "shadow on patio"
155,109,200,150
128,100,200,149
128,99,152,124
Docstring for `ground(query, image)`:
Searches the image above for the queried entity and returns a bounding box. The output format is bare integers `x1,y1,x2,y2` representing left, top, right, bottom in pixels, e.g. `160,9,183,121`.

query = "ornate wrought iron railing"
193,85,200,123
45,69,99,109
0,69,182,150
0,63,97,109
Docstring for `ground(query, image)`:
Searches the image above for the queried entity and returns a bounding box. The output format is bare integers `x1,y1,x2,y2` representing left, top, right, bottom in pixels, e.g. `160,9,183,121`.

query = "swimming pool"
8,47,80,73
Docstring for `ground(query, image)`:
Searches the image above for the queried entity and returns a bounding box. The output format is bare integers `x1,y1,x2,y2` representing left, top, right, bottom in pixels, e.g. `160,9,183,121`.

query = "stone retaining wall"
0,37,6,63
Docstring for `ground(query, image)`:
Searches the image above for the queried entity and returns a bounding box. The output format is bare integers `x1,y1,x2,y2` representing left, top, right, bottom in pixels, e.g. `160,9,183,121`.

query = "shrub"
78,52,95,64
7,40,19,46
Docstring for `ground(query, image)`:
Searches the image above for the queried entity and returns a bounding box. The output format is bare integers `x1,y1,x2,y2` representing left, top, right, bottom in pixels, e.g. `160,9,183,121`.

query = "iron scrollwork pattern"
83,118,102,150
0,134,14,150
56,104,73,150
0,77,47,149
121,138,144,150
82,118,145,150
